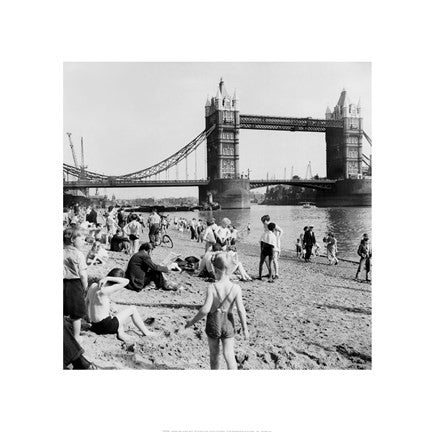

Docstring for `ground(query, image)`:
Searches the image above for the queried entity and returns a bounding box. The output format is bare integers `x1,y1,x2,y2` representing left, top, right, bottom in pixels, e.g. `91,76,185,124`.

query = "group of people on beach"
63,203,371,370
63,204,250,370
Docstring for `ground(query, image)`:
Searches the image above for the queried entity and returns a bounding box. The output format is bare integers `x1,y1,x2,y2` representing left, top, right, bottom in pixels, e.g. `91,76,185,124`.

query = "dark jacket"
303,231,316,246
125,251,169,291
86,209,98,225
357,243,372,259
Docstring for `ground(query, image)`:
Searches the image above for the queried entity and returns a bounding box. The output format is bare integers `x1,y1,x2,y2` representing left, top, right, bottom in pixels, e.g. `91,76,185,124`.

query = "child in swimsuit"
185,252,249,370
86,268,155,343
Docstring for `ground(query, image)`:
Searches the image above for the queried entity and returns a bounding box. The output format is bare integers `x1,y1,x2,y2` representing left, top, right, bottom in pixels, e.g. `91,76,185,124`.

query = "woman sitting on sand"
186,252,249,370
227,246,252,282
85,268,155,343
198,244,252,282
214,218,232,249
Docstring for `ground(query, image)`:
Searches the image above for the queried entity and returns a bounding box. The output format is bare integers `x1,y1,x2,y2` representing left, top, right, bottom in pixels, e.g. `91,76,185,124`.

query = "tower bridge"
64,79,371,208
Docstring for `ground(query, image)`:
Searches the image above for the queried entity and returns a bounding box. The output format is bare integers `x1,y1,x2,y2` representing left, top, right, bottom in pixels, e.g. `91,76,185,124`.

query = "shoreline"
80,227,371,370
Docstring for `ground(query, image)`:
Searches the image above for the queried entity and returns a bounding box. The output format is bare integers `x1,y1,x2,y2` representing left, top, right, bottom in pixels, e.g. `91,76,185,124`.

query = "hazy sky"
64,62,371,199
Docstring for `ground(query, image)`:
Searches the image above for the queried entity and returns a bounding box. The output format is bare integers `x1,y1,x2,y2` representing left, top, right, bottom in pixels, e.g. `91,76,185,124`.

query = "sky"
63,62,371,199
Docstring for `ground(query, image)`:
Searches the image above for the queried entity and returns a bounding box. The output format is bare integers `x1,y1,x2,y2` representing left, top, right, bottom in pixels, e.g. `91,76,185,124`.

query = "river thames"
168,204,371,261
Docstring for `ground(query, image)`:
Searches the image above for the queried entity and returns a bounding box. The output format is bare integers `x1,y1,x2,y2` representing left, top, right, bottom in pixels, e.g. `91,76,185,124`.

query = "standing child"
196,219,204,242
63,228,88,342
271,222,282,278
296,238,302,259
185,252,249,370
258,222,277,283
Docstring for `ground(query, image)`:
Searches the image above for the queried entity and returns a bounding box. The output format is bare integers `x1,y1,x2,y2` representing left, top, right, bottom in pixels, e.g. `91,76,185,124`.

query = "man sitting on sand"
125,242,182,291
86,268,155,343
110,228,130,253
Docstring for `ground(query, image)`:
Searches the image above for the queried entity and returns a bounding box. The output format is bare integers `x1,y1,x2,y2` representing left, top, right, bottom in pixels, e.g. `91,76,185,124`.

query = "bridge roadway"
63,178,337,190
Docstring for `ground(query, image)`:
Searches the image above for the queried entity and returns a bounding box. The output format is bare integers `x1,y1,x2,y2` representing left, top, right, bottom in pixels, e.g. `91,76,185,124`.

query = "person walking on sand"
86,268,155,343
355,234,372,281
303,226,316,262
147,208,161,245
325,232,339,265
63,228,88,342
295,238,302,259
124,213,142,255
185,251,249,370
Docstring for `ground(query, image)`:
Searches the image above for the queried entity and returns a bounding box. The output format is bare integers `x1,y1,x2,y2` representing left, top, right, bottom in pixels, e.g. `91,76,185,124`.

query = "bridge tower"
325,89,363,179
200,78,250,209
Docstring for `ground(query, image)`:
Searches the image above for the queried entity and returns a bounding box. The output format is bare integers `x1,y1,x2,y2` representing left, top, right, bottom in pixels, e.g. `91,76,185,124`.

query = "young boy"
296,238,302,259
86,268,155,343
63,228,88,342
259,215,283,280
259,222,277,283
270,223,281,279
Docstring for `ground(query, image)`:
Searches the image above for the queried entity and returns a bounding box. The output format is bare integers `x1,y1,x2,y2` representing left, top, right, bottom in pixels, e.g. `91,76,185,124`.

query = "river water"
161,204,371,261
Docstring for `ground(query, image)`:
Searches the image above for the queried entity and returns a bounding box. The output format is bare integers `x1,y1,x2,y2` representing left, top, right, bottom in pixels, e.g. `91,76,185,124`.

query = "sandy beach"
80,228,371,370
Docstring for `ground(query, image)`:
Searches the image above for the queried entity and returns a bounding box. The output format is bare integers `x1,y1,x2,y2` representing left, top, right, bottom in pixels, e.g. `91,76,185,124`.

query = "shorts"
261,241,274,258
205,311,235,339
90,316,120,335
296,245,302,253
129,234,139,241
63,279,86,320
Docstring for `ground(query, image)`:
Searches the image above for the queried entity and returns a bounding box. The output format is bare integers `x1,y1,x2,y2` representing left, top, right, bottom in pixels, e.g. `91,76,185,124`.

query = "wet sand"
80,228,371,370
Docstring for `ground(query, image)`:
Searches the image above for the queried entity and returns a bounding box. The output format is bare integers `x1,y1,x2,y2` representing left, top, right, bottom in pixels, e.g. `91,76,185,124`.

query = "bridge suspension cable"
363,131,372,146
63,125,215,182
115,125,215,180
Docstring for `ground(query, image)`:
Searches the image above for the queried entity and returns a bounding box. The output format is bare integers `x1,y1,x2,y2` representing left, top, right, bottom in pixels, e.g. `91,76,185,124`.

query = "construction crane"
66,132,79,169
80,137,88,175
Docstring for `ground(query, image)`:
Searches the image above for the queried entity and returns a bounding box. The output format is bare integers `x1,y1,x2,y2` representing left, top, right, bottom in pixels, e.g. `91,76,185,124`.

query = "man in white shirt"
147,209,161,245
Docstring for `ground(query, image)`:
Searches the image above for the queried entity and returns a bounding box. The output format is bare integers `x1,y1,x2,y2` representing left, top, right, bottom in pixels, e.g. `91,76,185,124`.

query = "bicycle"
153,230,174,248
